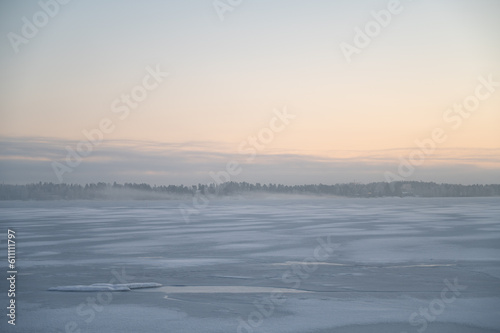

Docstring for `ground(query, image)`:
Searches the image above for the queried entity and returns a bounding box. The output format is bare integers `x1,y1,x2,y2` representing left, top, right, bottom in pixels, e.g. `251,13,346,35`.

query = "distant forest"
0,181,499,200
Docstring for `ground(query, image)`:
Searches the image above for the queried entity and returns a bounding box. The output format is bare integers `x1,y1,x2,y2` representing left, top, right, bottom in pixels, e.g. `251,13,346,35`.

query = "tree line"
0,181,499,200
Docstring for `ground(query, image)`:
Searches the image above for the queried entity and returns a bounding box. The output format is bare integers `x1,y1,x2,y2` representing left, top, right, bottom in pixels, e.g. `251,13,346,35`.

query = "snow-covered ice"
0,197,499,333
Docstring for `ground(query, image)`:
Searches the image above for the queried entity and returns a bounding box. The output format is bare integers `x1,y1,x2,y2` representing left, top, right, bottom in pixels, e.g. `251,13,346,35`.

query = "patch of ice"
92,283,162,289
138,285,309,294
48,282,162,292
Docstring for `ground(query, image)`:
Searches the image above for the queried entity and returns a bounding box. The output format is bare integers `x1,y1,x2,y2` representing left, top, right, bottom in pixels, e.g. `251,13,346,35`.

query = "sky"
0,0,499,185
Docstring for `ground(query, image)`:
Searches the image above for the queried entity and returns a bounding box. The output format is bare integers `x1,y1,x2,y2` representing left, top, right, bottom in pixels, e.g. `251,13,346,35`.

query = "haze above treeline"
0,181,499,200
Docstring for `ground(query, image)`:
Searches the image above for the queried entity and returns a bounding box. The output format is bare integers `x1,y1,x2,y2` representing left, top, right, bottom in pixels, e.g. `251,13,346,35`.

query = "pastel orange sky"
0,0,499,184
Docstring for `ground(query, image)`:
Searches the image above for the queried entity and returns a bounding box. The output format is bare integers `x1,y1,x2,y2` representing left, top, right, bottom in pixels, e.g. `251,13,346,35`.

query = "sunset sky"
1,0,499,185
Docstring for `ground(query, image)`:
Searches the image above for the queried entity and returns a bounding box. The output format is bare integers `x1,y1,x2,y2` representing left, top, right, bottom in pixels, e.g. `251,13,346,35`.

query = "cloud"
0,136,499,185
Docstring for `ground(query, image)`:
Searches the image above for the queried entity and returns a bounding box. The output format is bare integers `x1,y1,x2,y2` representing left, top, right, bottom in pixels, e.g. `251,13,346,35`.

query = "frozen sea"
1,197,500,333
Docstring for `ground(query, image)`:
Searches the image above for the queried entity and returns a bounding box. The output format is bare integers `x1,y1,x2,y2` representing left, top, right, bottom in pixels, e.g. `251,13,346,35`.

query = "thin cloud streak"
0,137,499,185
